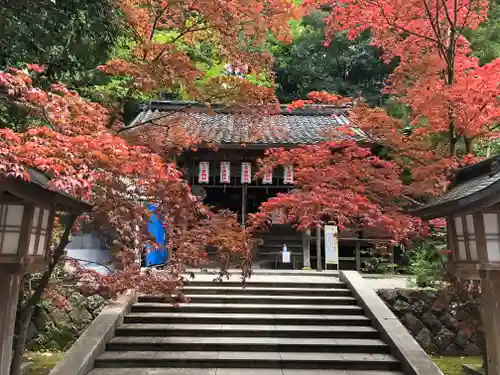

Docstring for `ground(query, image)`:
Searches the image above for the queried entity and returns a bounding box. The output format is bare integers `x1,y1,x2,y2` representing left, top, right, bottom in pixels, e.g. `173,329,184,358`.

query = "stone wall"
27,290,107,351
377,288,483,356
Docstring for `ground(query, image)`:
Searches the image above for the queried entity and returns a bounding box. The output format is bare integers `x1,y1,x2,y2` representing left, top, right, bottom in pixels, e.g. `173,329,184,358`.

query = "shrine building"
125,100,396,270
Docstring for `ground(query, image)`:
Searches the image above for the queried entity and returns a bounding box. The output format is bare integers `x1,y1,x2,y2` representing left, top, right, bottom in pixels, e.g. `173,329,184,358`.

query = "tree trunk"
9,308,32,375
475,305,488,374
464,136,473,154
9,215,77,375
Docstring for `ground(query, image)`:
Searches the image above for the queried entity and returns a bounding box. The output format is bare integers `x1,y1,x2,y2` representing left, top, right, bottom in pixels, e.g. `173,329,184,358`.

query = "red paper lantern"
220,162,231,184
199,162,209,184
241,162,252,184
284,165,294,184
262,168,273,184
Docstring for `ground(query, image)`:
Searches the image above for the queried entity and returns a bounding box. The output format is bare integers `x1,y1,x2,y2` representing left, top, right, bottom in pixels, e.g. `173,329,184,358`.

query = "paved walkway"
182,268,410,290
91,369,404,374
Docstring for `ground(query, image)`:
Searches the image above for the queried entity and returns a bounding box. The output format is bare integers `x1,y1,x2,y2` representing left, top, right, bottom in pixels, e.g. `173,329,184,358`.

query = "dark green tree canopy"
271,11,396,105
465,0,500,65
0,0,122,85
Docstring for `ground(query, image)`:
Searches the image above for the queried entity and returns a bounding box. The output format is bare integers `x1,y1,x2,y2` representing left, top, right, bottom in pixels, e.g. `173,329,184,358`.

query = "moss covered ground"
431,355,483,375
23,351,65,375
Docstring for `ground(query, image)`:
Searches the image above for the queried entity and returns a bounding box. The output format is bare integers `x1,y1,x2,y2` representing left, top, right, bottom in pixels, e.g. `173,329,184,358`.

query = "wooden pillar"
241,184,247,226
316,224,323,271
480,272,500,375
302,229,311,269
355,241,361,271
0,271,22,375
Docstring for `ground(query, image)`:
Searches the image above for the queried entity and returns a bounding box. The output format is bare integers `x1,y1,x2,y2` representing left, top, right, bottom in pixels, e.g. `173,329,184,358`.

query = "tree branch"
369,0,440,45
117,103,196,133
423,0,450,64
64,256,114,273
23,215,78,311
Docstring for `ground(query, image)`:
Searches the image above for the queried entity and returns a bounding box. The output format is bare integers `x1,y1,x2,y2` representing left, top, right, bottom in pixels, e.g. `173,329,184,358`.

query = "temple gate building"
124,100,395,270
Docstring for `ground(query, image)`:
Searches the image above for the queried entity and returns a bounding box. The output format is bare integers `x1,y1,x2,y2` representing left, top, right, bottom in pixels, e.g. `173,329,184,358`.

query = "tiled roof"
127,101,361,146
27,168,51,189
2,167,92,212
412,156,500,219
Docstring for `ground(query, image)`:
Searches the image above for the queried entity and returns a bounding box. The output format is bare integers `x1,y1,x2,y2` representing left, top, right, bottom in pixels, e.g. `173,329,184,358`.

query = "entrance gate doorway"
202,185,291,225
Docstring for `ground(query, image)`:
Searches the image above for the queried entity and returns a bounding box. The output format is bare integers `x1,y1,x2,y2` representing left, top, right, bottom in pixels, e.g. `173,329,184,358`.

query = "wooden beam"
355,241,361,271
191,184,294,189
241,184,247,226
302,229,311,268
316,225,322,271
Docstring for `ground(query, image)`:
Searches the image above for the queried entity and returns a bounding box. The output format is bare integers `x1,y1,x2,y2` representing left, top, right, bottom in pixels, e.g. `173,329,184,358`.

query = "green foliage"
384,97,410,122
406,240,447,289
0,0,123,86
0,0,127,130
271,11,395,105
361,250,398,274
473,138,500,158
80,76,157,107
70,36,144,104
465,0,500,65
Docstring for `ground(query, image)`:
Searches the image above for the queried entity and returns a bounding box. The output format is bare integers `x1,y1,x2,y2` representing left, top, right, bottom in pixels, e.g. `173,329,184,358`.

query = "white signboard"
220,162,231,184
198,162,209,184
283,165,294,184
262,168,273,184
241,162,252,184
324,225,339,267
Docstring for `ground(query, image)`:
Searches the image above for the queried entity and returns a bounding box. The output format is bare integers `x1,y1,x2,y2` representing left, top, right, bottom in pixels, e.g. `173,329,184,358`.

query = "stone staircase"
88,279,405,374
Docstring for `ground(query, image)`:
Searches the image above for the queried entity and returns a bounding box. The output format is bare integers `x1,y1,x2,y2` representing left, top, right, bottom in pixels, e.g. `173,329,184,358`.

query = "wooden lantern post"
412,157,500,375
0,169,91,375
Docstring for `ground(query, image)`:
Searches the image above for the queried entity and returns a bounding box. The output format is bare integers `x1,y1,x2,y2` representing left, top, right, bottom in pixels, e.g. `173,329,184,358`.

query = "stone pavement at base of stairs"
90,369,404,375
179,268,410,290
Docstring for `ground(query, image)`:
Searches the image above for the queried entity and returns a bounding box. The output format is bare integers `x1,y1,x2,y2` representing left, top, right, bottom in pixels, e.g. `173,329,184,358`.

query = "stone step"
107,336,390,353
123,312,372,326
115,324,380,339
138,295,357,305
94,351,400,371
183,281,345,289
130,303,364,315
88,369,405,375
179,286,352,296
185,269,340,277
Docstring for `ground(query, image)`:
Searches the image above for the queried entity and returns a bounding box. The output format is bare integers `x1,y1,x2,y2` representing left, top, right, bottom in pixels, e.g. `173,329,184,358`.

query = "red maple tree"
250,139,424,242
253,0,500,239
3,2,299,372
249,1,500,369
1,64,260,374
311,0,500,163
99,0,299,128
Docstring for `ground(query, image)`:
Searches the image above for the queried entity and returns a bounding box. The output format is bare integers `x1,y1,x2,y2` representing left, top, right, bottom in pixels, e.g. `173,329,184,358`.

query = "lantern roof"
125,100,364,148
0,167,92,214
412,155,500,220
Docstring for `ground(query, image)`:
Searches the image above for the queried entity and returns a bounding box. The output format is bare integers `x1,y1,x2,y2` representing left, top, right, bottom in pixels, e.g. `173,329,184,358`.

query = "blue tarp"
145,203,167,267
